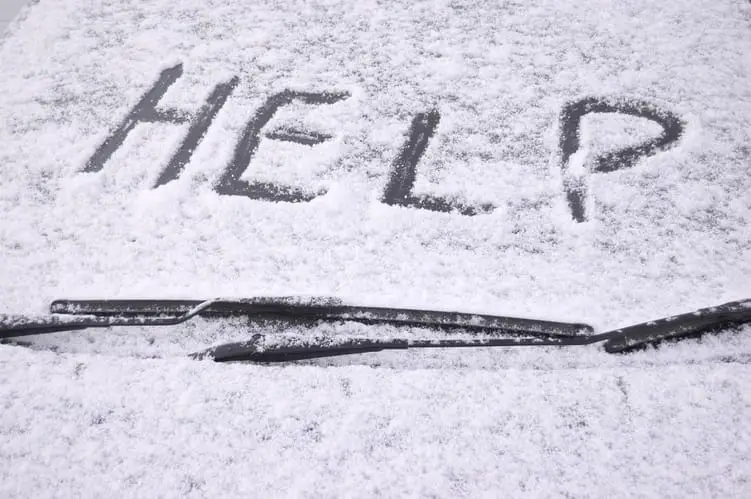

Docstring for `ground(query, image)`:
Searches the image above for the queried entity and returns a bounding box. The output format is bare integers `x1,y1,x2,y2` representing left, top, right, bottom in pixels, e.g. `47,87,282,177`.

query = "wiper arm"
0,297,748,362
0,300,217,338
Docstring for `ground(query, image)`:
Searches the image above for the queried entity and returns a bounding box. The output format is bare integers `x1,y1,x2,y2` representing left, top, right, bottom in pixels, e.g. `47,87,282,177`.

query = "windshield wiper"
1,297,591,340
190,336,601,363
0,297,748,362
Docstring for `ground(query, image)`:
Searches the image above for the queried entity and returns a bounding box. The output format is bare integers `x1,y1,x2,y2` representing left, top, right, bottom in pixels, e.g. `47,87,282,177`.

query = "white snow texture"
0,0,750,496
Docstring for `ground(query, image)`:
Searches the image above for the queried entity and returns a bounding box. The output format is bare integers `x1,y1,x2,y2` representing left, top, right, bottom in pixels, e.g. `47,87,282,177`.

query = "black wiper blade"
0,300,216,339
603,299,751,353
47,297,591,338
191,336,411,363
191,335,599,363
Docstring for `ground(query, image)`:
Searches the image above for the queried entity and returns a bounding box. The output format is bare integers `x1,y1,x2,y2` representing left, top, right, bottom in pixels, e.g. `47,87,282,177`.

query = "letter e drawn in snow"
558,97,685,223
215,90,350,203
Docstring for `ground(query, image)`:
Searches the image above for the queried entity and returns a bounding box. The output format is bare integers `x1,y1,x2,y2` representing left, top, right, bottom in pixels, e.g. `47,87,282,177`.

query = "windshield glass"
1,1,748,330
1,0,750,496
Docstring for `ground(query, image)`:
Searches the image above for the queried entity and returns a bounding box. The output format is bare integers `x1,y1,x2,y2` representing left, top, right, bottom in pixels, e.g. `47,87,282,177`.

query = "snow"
0,0,750,495
1,344,750,497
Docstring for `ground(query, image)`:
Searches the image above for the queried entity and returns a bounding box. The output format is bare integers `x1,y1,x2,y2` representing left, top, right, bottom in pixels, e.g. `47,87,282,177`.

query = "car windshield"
0,0,750,496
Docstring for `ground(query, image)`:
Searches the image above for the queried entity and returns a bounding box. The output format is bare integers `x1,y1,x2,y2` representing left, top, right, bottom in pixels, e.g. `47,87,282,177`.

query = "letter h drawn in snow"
84,64,239,186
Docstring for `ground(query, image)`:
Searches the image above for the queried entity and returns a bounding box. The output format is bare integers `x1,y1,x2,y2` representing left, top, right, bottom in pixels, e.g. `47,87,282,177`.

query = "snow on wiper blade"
0,300,218,338
0,297,591,340
191,336,411,363
603,299,751,353
48,297,591,337
190,335,598,363
192,298,751,362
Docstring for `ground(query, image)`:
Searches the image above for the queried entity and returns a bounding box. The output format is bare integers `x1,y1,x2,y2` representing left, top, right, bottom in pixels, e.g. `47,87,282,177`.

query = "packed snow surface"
0,0,750,496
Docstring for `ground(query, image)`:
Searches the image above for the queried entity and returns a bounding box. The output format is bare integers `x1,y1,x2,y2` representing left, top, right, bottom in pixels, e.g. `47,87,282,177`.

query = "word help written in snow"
84,64,685,222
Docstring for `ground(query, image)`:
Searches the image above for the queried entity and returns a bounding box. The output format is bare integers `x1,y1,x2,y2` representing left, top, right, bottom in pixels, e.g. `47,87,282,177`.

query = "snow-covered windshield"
0,0,749,495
